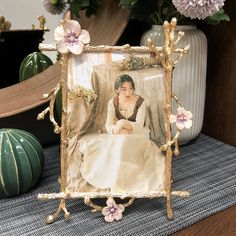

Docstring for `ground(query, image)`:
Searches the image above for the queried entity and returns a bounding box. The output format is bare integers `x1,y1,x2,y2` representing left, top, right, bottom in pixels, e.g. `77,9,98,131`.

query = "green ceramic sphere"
0,129,44,198
19,52,53,82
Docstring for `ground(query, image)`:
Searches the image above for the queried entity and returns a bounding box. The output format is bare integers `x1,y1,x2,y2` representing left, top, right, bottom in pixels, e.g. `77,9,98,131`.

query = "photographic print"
66,51,167,195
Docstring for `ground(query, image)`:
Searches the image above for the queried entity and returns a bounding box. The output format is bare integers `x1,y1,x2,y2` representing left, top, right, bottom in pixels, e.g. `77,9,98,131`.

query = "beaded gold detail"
120,54,160,71
68,86,98,105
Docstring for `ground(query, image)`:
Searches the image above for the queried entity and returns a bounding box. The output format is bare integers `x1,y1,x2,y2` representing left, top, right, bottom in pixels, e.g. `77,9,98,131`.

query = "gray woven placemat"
0,134,236,236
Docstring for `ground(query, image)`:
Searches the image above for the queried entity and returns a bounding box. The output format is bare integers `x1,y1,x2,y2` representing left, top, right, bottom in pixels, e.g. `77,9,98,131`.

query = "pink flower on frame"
54,20,90,55
102,198,124,222
170,107,193,130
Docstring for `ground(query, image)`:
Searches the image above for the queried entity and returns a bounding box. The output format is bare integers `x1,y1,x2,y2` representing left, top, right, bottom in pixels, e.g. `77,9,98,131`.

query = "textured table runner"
0,134,236,235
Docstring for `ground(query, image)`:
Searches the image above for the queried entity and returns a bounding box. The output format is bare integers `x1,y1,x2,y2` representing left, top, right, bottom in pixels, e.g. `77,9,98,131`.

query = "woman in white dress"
80,74,165,192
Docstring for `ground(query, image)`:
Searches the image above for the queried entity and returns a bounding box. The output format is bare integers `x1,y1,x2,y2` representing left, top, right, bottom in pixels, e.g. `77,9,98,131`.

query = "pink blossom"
172,0,225,20
170,107,193,130
54,20,90,55
102,198,124,222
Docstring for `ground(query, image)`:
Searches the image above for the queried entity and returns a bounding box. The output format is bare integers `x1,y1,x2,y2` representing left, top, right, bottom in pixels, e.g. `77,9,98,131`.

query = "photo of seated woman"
78,74,165,193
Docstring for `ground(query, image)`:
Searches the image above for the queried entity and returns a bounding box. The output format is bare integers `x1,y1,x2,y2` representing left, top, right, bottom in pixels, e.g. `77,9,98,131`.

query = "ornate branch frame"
37,18,191,223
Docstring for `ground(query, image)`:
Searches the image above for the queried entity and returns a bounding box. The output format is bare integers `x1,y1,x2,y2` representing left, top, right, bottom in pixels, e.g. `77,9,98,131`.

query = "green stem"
150,14,158,25
157,0,164,25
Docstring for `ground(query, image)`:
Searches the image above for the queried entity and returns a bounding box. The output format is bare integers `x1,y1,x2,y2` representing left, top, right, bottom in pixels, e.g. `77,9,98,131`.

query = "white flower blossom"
54,20,90,55
102,198,124,222
170,107,193,130
172,0,225,20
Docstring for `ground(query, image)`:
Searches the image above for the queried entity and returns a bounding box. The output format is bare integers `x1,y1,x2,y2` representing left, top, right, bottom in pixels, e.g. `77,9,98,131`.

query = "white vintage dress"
80,96,165,192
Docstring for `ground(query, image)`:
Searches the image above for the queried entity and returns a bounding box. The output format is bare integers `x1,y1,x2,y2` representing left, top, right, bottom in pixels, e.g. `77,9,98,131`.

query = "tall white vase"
141,25,207,144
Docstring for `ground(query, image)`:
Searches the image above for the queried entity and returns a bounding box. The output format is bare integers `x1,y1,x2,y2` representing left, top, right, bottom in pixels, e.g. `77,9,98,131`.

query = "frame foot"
45,199,70,224
166,195,174,220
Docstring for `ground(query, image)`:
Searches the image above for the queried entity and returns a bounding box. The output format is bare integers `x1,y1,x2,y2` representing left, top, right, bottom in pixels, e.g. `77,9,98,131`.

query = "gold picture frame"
37,18,191,224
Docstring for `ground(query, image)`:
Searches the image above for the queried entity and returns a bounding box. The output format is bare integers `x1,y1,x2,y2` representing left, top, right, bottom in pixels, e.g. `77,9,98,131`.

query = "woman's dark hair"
114,74,135,90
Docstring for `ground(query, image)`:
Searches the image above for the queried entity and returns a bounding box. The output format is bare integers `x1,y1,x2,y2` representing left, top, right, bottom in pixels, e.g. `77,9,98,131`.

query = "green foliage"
45,0,230,25
70,0,85,17
119,0,230,25
68,0,103,18
120,0,157,20
55,88,62,124
81,0,103,17
206,9,230,25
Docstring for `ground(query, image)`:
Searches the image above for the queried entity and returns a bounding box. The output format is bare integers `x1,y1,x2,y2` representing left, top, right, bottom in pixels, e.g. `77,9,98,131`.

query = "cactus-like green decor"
19,51,53,82
0,129,44,198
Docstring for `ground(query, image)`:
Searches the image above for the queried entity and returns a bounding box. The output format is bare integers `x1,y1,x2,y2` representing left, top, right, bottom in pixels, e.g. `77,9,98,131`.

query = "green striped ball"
0,129,44,198
19,51,53,82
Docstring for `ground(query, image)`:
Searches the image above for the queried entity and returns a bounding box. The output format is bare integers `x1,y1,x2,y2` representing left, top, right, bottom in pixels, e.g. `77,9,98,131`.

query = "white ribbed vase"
141,25,207,144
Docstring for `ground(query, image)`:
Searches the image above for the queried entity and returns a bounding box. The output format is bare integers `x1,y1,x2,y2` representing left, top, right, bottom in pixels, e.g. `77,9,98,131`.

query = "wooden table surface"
172,204,236,236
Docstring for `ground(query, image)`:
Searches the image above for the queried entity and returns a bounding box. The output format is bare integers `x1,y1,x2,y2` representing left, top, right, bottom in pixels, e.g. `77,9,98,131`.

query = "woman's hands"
112,119,133,134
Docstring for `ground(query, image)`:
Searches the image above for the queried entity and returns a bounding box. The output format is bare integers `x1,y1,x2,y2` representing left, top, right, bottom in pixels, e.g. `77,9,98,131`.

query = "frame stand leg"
45,199,70,224
166,195,174,220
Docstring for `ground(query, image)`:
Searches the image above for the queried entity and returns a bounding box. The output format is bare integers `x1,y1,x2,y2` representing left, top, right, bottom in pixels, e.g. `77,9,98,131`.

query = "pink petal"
113,212,123,221
64,20,81,35
78,30,90,44
102,207,110,216
68,41,84,55
54,26,65,41
184,111,193,120
57,41,69,54
176,121,185,130
185,120,192,129
169,114,177,123
105,215,115,222
177,107,185,115
106,198,116,207
116,204,125,212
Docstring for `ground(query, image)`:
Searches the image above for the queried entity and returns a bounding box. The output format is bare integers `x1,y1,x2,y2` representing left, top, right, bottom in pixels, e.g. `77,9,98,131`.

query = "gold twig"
37,15,47,30
172,94,182,107
146,38,167,70
84,197,103,213
37,107,49,120
37,81,61,134
45,199,70,224
160,130,181,152
60,54,69,195
174,31,185,45
0,16,11,31
37,190,190,200
123,198,135,207
174,45,190,65
49,82,61,134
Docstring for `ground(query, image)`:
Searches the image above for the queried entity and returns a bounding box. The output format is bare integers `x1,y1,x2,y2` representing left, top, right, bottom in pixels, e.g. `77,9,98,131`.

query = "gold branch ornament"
0,16,11,31
144,18,191,220
160,94,182,154
37,81,62,134
37,15,47,30
37,19,91,223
